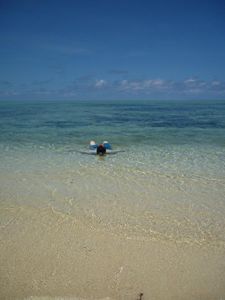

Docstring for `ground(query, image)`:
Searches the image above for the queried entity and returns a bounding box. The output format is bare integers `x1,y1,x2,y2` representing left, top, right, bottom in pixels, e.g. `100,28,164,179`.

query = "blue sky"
0,0,225,100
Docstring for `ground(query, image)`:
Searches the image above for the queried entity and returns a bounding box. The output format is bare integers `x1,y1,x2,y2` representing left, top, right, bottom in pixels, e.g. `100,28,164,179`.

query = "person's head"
97,144,106,156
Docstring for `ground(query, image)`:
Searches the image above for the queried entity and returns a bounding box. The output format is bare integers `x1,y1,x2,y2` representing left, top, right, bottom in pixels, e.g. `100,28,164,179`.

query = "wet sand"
1,205,225,300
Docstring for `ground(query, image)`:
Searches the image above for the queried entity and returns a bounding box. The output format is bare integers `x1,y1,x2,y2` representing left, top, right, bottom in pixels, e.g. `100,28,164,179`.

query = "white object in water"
103,141,112,150
89,140,98,149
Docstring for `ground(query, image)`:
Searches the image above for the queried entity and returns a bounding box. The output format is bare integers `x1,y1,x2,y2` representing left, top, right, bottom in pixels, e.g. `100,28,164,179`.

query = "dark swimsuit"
97,144,106,155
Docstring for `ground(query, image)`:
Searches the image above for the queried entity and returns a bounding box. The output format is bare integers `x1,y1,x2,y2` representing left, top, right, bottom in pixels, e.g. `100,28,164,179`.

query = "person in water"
89,140,111,155
96,144,106,155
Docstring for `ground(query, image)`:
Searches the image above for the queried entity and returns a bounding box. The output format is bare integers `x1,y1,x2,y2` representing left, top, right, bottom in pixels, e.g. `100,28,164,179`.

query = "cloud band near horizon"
0,77,225,100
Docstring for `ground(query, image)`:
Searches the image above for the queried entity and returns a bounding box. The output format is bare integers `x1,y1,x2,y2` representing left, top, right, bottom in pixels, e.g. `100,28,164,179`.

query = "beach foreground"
1,204,225,300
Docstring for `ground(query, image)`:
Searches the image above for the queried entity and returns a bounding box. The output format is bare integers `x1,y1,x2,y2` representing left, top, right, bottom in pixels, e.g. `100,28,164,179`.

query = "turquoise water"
1,100,225,244
1,100,225,147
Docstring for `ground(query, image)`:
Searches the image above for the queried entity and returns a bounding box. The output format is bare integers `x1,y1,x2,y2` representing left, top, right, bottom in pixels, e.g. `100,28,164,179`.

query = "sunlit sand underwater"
1,100,225,299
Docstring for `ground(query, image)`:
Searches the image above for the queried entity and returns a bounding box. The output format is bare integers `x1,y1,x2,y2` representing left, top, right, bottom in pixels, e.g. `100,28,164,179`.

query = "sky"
0,0,225,101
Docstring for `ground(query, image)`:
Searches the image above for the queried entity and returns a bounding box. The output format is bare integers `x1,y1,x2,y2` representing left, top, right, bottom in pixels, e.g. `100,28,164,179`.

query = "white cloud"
143,79,168,89
211,80,221,86
184,78,197,84
119,79,170,92
1,76,225,100
95,79,107,88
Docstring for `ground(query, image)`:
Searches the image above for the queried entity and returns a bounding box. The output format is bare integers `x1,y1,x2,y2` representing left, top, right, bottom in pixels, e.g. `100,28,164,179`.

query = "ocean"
1,99,225,299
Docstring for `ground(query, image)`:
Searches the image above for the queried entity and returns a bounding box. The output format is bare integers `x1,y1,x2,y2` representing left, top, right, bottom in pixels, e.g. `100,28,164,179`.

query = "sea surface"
1,99,225,299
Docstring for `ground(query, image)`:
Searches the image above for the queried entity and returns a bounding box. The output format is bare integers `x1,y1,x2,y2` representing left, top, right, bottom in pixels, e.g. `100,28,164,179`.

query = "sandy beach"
1,204,225,300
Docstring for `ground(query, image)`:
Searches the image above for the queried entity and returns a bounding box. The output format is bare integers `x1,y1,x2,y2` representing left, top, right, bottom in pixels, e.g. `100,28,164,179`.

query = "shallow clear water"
1,100,225,242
